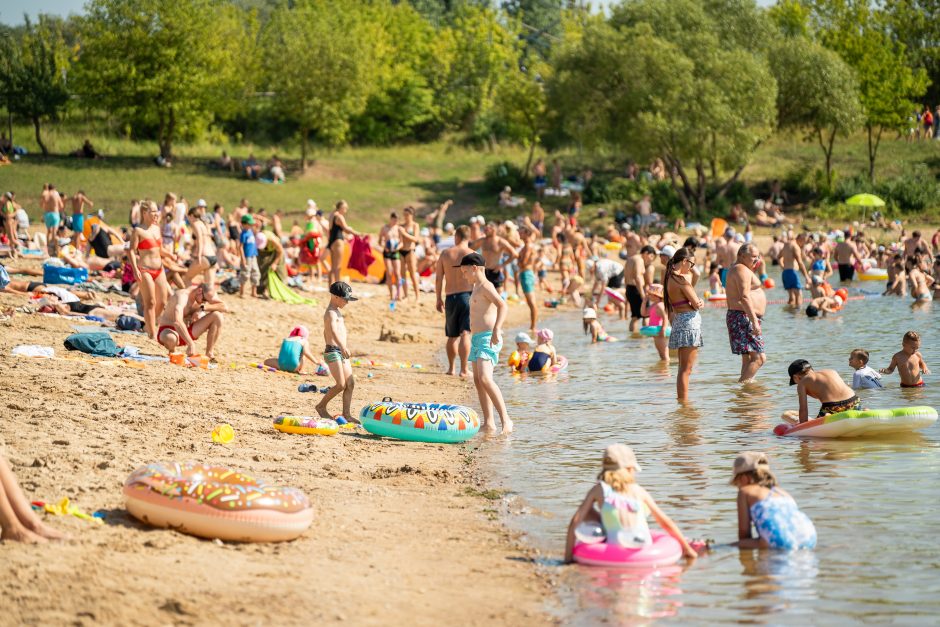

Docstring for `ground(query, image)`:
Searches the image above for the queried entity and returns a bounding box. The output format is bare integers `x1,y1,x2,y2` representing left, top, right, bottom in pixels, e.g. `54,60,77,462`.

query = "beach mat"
268,271,316,305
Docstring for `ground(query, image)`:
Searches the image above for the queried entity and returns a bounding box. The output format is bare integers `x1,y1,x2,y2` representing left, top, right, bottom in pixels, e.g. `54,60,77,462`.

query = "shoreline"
0,267,556,625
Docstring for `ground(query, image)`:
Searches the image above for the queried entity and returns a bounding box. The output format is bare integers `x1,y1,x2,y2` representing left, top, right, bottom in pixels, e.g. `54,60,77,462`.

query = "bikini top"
137,237,159,250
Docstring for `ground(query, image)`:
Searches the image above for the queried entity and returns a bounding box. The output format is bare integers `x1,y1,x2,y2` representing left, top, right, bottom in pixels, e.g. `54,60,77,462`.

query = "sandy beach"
0,266,554,625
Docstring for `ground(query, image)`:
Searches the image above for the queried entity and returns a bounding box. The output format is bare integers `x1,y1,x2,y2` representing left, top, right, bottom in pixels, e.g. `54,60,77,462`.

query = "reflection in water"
481,282,940,623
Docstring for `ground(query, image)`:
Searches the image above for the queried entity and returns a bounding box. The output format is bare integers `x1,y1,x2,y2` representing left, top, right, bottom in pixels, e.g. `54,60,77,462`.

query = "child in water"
880,330,930,387
730,452,816,550
527,328,557,372
708,262,723,296
564,444,698,562
509,331,532,373
643,283,669,362
849,348,882,389
267,325,324,374
582,307,614,343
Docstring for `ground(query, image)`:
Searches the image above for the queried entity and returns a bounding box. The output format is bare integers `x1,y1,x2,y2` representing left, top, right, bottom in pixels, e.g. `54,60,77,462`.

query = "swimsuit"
901,380,925,388
527,351,550,372
328,217,344,247
277,337,303,372
838,263,855,282
469,331,501,365
44,212,60,229
67,302,97,315
444,291,472,338
519,269,536,294
817,395,860,417
323,344,347,364
484,268,505,289
749,487,817,550
158,324,194,342
383,238,400,260
726,309,764,355
781,268,802,290
669,310,703,350
625,284,643,319
719,267,729,287
599,481,652,547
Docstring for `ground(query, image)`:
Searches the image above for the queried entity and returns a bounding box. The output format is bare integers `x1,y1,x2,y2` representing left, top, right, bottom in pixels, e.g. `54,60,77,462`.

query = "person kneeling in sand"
156,283,225,361
265,325,324,375
785,359,860,424
459,252,513,434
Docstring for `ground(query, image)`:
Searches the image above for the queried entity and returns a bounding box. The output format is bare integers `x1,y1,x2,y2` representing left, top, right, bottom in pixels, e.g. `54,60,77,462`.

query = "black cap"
329,281,358,301
788,359,811,385
455,252,485,267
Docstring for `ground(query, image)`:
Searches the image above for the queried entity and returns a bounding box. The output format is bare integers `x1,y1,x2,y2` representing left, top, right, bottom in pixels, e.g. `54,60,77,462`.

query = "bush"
650,181,683,220
483,161,526,193
878,164,940,213
723,179,753,208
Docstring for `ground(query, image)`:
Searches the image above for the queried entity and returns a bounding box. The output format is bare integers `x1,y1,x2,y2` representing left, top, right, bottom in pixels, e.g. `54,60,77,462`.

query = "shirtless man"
316,281,360,423
786,359,860,424
725,244,767,382
834,236,860,282
40,184,64,256
185,202,218,289
906,257,934,301
622,225,642,257
435,225,474,376
716,229,740,287
903,230,932,258
459,252,512,434
156,283,226,361
517,227,539,333
625,245,656,332
472,221,517,291
70,190,94,235
780,233,811,307
880,330,930,387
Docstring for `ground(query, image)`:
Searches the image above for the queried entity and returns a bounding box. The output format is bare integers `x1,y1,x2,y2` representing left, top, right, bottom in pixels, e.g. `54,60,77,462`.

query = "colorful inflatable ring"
604,287,626,304
640,325,671,337
707,293,727,302
360,398,480,443
273,416,339,436
543,355,568,373
123,462,314,542
859,268,888,281
774,406,938,438
573,531,682,568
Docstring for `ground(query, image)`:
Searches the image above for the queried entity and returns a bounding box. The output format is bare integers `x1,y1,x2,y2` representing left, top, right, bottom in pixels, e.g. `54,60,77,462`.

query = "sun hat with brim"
514,332,534,345
646,283,664,299
730,451,770,483
599,444,641,477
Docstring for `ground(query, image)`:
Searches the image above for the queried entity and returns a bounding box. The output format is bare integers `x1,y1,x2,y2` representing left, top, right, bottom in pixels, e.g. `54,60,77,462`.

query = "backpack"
116,315,144,331
220,276,241,294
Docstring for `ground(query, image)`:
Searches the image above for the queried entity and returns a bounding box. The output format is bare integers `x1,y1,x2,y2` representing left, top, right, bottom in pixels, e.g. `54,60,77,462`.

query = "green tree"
502,0,564,58
495,54,549,177
769,37,862,192
883,1,940,105
260,0,378,169
75,0,255,158
0,16,71,156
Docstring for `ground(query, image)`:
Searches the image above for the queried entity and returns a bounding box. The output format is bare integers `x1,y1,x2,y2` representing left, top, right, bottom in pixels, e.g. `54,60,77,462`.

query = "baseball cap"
600,444,641,475
730,451,769,483
196,199,207,207
455,252,485,267
659,245,676,258
582,307,597,319
241,214,255,225
788,359,811,384
514,331,534,345
329,281,358,301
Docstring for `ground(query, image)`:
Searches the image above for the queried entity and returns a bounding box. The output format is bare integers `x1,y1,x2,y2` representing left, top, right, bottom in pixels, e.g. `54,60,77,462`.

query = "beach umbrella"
845,193,885,223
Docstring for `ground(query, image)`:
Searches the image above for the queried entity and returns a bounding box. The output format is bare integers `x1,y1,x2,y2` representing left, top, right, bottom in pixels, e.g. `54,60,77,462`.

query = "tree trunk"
694,160,707,213
867,124,883,185
665,154,693,216
817,127,836,191
523,138,536,183
163,108,176,159
300,127,309,173
32,116,48,157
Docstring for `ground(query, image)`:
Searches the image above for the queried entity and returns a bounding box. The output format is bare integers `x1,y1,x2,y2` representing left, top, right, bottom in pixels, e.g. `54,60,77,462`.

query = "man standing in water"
716,228,740,287
517,226,539,334
473,221,517,291
726,244,767,382
780,233,811,307
834,235,860,282
460,252,513,434
625,245,656,333
436,226,474,377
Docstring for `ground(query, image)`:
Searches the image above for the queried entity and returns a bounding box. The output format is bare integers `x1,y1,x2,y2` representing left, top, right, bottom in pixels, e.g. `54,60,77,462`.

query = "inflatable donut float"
573,527,682,568
124,462,314,542
273,416,339,436
360,398,480,443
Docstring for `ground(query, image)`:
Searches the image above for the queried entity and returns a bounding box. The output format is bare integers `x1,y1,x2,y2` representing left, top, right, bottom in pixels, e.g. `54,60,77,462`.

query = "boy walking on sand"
238,214,261,298
315,282,361,423
880,331,930,387
458,252,513,434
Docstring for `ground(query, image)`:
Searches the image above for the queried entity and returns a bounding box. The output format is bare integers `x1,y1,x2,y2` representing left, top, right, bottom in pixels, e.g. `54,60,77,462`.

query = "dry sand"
0,269,555,626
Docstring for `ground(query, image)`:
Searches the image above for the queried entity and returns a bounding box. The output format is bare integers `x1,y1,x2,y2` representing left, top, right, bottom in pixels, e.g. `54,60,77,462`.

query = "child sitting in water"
849,348,883,389
708,262,723,295
265,325,324,374
643,283,669,362
564,444,698,562
509,331,533,373
880,330,930,387
730,452,816,550
527,328,557,372
582,307,613,343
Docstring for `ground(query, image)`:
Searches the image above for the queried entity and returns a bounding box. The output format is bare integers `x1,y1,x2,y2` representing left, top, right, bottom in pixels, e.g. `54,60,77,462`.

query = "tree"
75,0,254,158
260,0,378,170
502,0,564,58
0,16,71,156
769,37,862,192
495,54,549,177
884,0,940,105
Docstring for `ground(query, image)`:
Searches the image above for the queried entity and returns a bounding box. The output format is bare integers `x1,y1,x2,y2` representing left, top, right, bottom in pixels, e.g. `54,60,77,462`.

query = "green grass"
2,124,529,229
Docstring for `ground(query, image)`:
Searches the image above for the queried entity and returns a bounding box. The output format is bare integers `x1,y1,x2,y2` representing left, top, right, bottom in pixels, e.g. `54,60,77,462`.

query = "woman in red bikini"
129,200,171,339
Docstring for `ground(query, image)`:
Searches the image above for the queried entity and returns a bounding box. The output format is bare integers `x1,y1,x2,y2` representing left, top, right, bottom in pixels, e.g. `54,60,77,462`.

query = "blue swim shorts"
782,268,802,291
470,331,502,365
520,269,536,295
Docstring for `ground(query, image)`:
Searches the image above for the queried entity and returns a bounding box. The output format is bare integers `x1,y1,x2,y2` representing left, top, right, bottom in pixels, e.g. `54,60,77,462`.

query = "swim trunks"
484,268,505,289
781,268,802,290
817,395,860,418
838,264,855,282
469,330,501,365
277,337,303,372
901,380,925,388
444,291,471,338
719,267,729,287
520,269,536,295
726,309,764,355
44,212,60,229
71,213,84,233
625,284,643,319
323,344,347,364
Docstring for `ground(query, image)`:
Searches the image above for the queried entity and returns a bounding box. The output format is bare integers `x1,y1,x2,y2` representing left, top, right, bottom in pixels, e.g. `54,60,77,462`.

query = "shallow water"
480,275,940,624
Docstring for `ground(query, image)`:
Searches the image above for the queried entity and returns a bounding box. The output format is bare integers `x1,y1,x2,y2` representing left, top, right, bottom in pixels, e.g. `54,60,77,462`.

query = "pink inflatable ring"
573,531,682,568
124,462,314,542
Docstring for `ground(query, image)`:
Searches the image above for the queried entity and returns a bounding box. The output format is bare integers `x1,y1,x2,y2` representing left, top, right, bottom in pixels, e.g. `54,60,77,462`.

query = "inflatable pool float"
774,406,937,438
123,462,314,542
573,530,682,568
273,416,339,436
707,293,727,302
536,355,567,373
604,287,626,304
360,398,480,443
859,268,888,281
604,241,622,251
640,325,671,337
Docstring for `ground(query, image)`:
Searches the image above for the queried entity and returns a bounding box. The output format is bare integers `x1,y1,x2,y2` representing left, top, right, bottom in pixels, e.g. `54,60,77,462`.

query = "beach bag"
116,315,144,332
63,332,120,357
220,276,240,294
0,264,9,289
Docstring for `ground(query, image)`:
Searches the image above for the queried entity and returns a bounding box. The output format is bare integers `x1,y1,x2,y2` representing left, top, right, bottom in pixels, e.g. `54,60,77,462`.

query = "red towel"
348,234,375,275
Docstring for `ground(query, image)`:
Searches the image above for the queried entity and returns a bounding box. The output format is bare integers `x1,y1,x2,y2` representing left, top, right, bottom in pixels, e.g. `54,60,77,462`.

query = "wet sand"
0,272,553,625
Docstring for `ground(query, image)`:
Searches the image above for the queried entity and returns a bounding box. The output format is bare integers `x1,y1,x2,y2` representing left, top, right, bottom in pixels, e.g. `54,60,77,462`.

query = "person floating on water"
880,331,930,388
785,359,860,424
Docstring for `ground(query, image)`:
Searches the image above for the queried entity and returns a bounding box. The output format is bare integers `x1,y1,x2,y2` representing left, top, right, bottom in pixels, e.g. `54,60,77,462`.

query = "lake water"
480,275,940,625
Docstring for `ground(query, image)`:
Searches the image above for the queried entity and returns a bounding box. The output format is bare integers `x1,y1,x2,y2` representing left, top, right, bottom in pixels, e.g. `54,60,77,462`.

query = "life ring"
273,416,339,436
573,530,682,568
123,462,314,542
640,325,671,337
774,406,937,438
707,293,727,302
360,398,481,443
540,355,567,373
859,268,888,281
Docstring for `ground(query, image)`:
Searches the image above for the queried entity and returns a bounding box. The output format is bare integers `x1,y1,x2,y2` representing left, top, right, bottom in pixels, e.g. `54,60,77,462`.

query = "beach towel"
348,234,375,276
267,270,317,305
63,332,120,357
